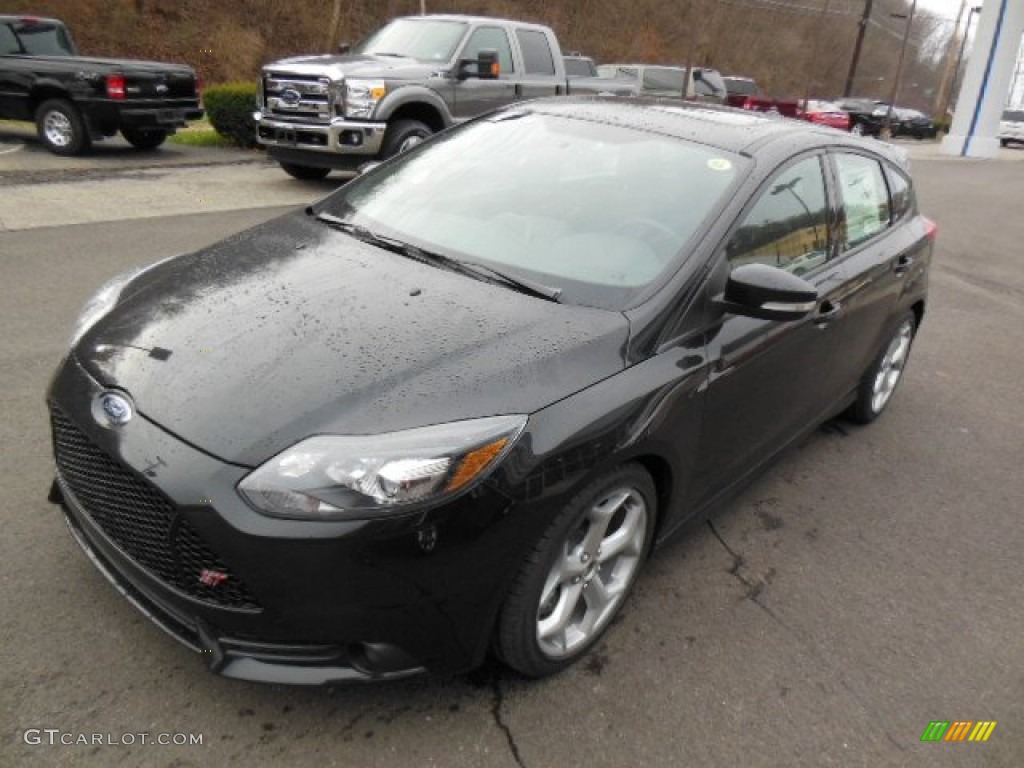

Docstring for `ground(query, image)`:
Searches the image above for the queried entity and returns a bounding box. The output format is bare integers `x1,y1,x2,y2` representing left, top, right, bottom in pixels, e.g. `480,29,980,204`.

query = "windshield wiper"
312,211,561,302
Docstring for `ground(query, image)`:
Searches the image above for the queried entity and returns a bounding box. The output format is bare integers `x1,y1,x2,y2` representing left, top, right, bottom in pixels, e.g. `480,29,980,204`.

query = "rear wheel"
381,119,432,159
122,128,168,150
279,162,331,180
847,312,917,424
35,98,91,156
495,464,655,678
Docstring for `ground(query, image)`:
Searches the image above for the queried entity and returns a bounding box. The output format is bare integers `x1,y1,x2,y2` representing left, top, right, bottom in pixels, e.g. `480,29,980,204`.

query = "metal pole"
843,0,874,97
882,0,917,138
934,0,968,119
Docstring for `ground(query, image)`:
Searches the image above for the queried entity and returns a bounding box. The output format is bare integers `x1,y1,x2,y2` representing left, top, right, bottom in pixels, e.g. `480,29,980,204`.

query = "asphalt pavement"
0,140,1021,768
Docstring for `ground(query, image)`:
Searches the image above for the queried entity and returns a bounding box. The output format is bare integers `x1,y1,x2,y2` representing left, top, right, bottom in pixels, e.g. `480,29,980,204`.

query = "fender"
374,84,455,128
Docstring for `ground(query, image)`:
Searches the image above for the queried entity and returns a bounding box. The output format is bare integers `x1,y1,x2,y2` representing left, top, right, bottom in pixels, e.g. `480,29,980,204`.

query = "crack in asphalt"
490,674,526,768
706,519,906,753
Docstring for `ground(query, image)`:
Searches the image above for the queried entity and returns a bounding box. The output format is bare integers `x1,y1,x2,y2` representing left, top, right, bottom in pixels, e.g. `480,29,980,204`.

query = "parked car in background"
255,15,633,180
50,97,934,683
801,100,851,131
563,54,597,78
597,63,727,103
722,75,760,104
0,14,202,155
836,97,885,136
1000,109,1024,147
891,108,936,139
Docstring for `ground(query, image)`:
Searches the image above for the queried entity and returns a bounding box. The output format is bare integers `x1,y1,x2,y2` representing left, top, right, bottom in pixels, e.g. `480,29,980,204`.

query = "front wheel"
279,162,331,180
35,98,91,156
381,119,432,159
847,312,917,424
495,464,655,678
122,128,168,150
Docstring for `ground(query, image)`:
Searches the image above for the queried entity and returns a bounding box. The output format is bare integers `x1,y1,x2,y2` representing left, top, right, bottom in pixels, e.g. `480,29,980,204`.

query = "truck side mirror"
337,42,351,54
458,49,500,80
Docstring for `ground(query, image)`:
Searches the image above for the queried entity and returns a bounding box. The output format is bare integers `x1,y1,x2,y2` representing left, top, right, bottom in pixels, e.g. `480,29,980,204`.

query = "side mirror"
338,42,351,54
458,49,500,80
715,263,818,321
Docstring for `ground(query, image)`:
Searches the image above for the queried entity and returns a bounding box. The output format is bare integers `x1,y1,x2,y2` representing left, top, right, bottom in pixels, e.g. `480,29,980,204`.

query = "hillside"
6,0,952,111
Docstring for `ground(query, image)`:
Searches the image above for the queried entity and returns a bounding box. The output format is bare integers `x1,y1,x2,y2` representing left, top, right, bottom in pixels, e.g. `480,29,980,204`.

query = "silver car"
1000,109,1024,147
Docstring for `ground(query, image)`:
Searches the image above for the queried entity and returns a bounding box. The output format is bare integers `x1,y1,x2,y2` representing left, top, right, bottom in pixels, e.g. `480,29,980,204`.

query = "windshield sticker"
708,158,733,172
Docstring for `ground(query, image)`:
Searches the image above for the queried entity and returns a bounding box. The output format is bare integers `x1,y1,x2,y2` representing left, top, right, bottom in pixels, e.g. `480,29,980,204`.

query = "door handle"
514,83,522,98
814,299,841,326
893,254,915,275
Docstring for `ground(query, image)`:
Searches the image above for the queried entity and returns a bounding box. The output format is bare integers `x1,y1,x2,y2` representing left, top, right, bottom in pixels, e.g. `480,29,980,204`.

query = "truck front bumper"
255,112,386,160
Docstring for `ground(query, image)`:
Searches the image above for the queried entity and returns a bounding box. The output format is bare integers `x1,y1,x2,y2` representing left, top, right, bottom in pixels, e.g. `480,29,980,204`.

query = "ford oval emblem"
93,391,134,428
280,88,302,106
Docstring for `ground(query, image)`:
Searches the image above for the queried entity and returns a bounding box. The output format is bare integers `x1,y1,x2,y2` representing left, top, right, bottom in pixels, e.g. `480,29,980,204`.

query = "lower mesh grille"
50,404,259,610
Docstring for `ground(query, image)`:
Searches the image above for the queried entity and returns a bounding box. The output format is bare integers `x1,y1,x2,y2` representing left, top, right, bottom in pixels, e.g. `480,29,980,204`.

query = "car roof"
523,96,906,164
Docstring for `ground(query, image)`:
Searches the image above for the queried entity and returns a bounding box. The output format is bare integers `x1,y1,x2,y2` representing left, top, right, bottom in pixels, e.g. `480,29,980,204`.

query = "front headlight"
69,267,143,348
344,79,387,119
238,415,527,520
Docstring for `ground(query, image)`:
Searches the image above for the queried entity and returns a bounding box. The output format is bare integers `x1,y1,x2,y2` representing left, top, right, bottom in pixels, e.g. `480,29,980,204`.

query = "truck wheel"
278,162,331,180
35,99,91,156
122,128,168,150
381,119,432,158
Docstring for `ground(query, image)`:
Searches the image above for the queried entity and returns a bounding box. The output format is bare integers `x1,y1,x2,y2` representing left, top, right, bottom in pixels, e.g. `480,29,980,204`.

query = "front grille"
263,74,333,124
50,405,259,610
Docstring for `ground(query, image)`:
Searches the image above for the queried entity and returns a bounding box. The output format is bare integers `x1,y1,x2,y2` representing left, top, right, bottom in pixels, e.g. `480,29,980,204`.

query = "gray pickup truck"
254,14,634,179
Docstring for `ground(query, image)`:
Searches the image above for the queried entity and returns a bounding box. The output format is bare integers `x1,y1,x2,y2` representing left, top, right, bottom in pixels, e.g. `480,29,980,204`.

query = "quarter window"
515,29,555,75
886,166,915,223
835,154,891,249
727,156,830,275
462,27,514,74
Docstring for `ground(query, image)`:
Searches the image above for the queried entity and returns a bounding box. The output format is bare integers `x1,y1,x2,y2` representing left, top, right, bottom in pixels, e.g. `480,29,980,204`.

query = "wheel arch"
29,84,72,112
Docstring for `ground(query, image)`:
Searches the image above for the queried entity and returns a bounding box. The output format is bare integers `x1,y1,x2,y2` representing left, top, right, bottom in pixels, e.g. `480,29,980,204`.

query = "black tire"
380,119,432,159
122,128,168,150
495,464,656,678
279,162,331,180
1001,139,1009,148
35,98,91,156
847,311,917,424
850,122,865,136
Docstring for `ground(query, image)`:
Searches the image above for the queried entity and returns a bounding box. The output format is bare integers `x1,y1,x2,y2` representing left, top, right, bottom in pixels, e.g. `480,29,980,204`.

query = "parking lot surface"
1,141,1021,767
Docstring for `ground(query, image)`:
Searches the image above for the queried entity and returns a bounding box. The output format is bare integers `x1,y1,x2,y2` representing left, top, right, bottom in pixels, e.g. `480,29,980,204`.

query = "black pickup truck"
0,15,202,155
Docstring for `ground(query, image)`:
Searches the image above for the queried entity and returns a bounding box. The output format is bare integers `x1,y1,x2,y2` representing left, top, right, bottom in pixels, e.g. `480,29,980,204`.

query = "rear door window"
835,153,891,250
515,29,555,75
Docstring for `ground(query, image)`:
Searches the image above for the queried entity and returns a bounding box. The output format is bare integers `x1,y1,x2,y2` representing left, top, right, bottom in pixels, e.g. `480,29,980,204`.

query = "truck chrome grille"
263,74,333,124
50,404,260,610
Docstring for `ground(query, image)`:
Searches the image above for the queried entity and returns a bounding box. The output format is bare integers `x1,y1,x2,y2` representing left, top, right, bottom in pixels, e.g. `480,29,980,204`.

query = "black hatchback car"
48,98,934,683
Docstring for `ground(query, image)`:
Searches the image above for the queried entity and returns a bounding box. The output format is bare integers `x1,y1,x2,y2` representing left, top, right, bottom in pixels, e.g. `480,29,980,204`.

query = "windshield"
7,20,75,56
318,110,745,310
353,19,467,62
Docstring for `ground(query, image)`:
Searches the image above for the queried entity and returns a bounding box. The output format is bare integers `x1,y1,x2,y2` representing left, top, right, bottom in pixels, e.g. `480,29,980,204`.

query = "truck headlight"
238,415,526,520
344,79,387,119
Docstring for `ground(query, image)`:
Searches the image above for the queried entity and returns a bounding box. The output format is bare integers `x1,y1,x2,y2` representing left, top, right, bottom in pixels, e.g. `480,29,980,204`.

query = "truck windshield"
318,109,746,310
353,19,467,62
10,20,75,56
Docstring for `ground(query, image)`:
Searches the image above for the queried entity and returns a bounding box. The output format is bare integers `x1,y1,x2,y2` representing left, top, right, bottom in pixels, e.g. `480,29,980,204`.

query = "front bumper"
255,112,386,158
47,354,528,683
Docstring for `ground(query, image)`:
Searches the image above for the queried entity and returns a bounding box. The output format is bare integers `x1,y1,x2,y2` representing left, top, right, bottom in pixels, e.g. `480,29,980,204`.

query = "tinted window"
642,67,685,94
323,113,745,310
564,57,594,77
462,27,514,74
516,30,555,75
0,24,18,55
727,156,830,275
723,78,759,96
11,21,74,56
835,154,890,249
886,166,915,223
354,19,466,62
598,65,637,80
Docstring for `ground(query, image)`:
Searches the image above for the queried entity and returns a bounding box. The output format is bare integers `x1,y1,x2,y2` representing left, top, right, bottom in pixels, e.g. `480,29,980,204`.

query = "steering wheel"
613,218,684,252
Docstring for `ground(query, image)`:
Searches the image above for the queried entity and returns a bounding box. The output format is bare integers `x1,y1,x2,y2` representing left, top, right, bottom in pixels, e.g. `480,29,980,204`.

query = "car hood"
78,212,628,467
38,55,195,75
264,54,440,82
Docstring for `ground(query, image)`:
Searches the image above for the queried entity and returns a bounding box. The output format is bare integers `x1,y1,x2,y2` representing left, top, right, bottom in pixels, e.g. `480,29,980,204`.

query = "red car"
801,100,851,131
